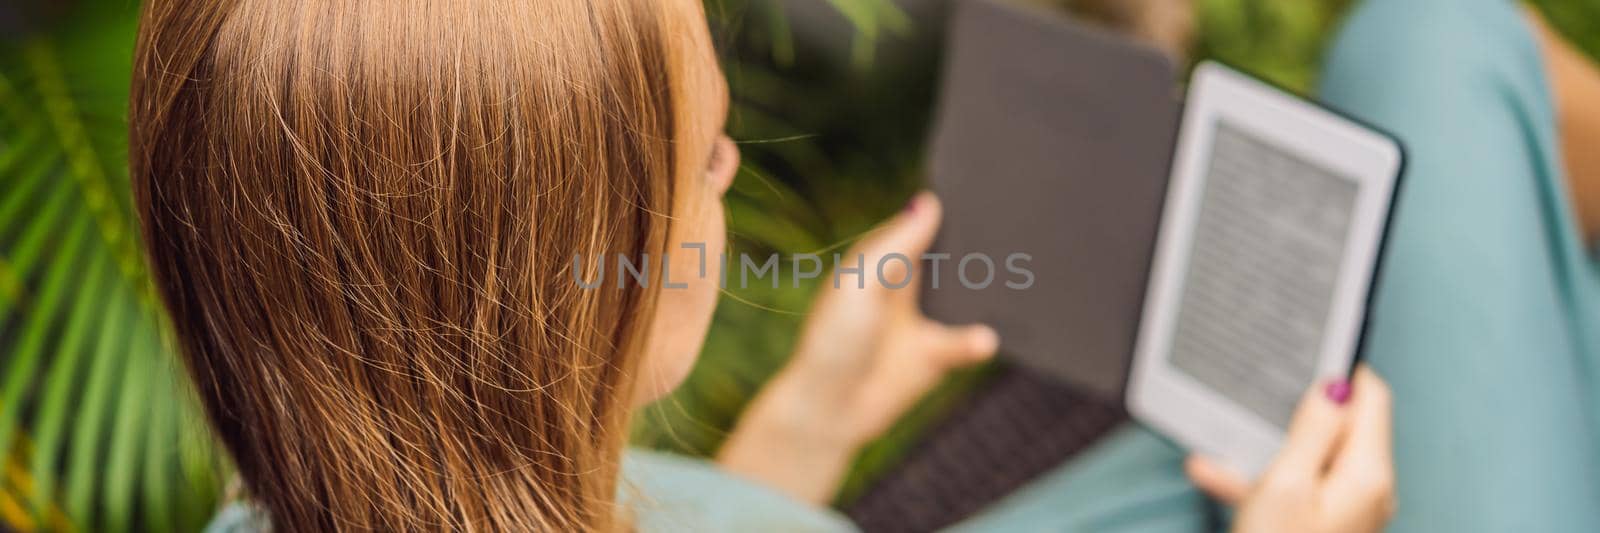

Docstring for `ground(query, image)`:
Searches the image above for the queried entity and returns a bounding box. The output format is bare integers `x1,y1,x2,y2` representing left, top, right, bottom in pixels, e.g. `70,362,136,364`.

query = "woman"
129,0,1393,530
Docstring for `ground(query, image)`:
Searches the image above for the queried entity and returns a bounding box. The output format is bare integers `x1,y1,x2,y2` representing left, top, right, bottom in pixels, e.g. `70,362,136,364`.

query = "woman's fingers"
1322,365,1397,521
1202,367,1394,532
1264,375,1351,482
1185,455,1251,506
851,191,940,297
1188,373,1352,506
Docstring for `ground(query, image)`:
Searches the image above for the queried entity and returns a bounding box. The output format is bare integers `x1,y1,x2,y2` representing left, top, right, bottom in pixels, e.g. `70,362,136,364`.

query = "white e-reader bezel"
1126,61,1403,477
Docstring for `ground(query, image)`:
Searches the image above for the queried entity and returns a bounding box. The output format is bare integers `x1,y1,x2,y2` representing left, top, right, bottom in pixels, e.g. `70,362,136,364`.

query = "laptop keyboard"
843,363,1126,532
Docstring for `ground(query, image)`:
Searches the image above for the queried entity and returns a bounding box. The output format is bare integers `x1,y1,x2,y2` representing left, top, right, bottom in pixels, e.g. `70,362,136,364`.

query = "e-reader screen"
1167,121,1360,429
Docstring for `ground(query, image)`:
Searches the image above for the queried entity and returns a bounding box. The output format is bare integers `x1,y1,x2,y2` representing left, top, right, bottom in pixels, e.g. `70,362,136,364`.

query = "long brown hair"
129,0,685,530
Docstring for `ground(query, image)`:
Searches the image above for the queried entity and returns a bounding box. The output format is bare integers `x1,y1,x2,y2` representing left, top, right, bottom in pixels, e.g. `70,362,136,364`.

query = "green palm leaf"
0,3,223,532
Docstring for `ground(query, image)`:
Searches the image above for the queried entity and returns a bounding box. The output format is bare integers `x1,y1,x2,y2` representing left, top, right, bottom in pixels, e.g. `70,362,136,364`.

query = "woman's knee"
1320,0,1545,118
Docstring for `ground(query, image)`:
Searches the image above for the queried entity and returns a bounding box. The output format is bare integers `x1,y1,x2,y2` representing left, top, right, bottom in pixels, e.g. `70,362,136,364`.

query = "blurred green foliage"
1194,0,1356,91
1,0,1597,530
0,3,221,531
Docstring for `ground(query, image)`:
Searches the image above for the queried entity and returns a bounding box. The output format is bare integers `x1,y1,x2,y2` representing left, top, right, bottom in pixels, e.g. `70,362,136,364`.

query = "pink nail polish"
1325,379,1352,405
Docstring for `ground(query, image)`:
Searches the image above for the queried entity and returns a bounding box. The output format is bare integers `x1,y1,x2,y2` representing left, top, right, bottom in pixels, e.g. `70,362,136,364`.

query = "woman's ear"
708,135,739,195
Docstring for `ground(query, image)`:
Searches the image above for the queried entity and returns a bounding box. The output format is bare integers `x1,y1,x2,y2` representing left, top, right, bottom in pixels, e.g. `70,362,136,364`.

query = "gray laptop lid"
921,0,1180,400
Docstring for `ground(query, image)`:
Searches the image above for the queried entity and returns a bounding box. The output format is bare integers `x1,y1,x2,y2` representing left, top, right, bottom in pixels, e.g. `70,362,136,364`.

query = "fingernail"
903,194,920,214
1324,379,1352,405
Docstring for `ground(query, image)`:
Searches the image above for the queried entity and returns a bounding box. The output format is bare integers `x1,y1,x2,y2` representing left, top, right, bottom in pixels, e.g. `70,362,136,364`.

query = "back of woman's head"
130,0,687,529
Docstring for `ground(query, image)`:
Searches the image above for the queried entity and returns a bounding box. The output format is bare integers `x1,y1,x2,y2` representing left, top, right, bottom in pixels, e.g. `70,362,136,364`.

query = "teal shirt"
620,449,854,532
204,449,856,533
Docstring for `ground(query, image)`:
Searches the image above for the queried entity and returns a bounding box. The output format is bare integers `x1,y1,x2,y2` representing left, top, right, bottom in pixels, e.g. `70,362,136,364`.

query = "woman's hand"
1187,365,1396,533
717,191,999,504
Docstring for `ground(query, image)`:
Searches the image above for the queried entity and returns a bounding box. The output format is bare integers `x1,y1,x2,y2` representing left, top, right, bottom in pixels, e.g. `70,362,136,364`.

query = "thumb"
1185,455,1250,506
855,191,941,290
918,320,999,368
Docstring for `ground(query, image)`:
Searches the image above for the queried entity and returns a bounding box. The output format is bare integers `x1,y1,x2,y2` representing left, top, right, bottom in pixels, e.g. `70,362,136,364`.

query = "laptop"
921,0,1181,401
847,3,1183,528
